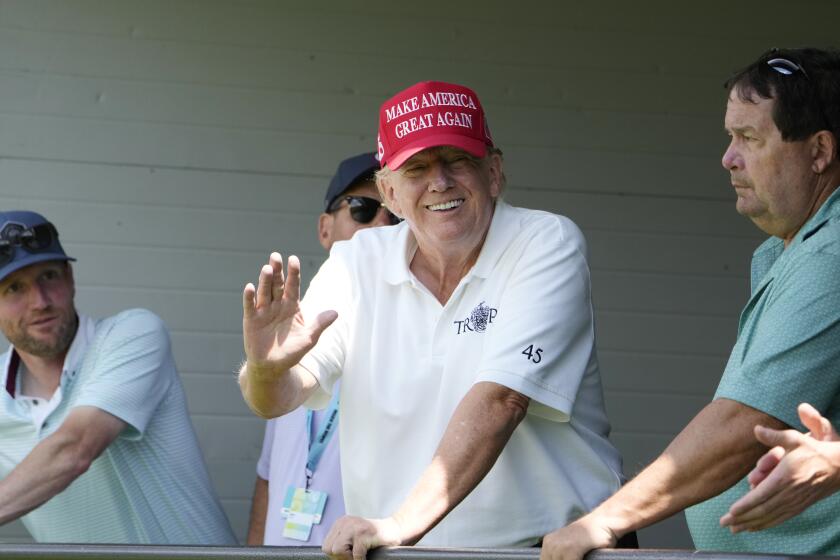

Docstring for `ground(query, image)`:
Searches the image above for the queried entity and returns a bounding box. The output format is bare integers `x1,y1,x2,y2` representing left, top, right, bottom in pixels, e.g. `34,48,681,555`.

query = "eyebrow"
726,125,758,135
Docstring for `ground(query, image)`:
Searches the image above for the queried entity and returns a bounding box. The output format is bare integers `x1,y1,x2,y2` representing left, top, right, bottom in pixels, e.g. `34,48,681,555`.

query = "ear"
486,152,503,198
318,213,333,251
65,262,76,298
377,173,403,218
811,130,838,174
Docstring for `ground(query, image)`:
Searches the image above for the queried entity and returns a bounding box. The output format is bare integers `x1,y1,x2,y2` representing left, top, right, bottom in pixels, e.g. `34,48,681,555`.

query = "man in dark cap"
317,152,399,251
0,211,236,544
246,153,397,546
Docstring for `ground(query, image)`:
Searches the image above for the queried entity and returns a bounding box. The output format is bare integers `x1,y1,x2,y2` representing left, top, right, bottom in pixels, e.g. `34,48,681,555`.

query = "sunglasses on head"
766,54,835,132
0,222,60,267
767,56,809,79
329,196,400,225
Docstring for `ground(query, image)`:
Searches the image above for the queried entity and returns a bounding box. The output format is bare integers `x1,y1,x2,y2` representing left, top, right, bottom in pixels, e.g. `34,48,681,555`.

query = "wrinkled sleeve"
299,250,353,410
256,419,276,479
477,219,596,422
716,251,840,429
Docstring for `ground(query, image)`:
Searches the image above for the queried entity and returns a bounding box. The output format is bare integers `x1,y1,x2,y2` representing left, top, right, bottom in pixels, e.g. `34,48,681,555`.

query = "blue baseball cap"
323,152,380,212
0,211,75,282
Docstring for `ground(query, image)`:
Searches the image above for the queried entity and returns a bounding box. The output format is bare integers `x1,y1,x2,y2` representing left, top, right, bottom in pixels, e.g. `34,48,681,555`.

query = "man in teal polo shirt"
541,47,840,558
0,210,236,544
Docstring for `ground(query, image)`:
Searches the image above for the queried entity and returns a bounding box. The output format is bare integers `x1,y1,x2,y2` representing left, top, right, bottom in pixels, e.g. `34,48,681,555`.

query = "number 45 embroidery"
522,344,543,364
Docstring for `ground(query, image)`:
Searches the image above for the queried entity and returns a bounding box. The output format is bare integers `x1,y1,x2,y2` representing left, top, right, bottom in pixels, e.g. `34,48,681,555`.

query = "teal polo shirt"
686,188,840,554
0,309,236,544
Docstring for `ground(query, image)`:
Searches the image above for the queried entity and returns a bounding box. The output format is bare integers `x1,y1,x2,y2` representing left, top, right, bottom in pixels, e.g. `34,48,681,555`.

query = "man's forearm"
586,398,789,536
0,431,97,524
246,477,269,545
0,406,124,526
391,381,529,543
238,362,319,419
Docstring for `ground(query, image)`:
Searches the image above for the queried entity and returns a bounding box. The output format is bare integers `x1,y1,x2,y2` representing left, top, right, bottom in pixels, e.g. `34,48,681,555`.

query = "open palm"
242,253,337,373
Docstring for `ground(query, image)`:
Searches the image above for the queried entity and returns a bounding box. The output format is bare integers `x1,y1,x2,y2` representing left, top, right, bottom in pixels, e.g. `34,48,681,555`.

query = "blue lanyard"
304,390,340,488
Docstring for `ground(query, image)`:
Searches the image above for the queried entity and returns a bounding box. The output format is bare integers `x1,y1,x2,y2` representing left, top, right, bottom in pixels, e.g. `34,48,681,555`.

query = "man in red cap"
238,81,627,557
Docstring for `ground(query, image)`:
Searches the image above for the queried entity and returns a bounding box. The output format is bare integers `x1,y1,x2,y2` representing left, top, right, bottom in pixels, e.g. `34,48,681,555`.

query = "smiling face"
378,146,502,257
0,260,77,360
722,88,821,240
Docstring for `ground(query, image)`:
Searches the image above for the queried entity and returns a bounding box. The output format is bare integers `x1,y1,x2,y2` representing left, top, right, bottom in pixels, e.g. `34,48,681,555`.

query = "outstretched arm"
0,406,125,525
239,253,338,418
720,403,840,532
540,398,788,560
321,381,529,559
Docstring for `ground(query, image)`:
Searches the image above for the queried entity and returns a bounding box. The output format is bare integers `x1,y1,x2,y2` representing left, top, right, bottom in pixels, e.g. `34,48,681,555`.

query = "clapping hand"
721,403,840,532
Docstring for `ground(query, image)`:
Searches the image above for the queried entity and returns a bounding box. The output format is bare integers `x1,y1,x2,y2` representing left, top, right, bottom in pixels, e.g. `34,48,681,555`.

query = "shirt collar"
383,199,520,286
749,186,840,293
383,221,417,285
62,313,94,376
790,186,840,246
2,313,93,398
470,200,520,279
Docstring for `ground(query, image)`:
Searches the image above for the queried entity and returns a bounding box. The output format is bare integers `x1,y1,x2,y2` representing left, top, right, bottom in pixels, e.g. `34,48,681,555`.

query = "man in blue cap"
246,153,397,546
0,211,236,544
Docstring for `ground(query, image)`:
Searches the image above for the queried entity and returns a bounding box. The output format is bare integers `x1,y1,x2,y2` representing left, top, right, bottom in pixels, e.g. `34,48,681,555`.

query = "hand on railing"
540,515,616,560
322,515,403,560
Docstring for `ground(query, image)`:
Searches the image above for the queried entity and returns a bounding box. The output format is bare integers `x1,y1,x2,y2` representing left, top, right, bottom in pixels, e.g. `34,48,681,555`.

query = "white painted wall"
0,0,836,548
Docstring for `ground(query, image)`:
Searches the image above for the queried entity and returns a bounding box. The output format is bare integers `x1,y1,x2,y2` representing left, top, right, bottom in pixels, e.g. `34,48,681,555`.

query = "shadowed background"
0,0,836,547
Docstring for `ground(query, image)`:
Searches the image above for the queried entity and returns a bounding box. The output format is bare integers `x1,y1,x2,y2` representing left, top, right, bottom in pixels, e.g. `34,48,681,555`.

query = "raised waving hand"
240,253,337,417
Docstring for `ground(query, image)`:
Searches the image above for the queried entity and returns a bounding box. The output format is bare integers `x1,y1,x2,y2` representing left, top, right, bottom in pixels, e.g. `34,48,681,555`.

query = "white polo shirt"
300,201,623,547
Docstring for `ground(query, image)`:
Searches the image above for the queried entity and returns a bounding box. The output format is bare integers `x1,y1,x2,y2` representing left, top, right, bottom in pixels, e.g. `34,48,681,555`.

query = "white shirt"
300,201,623,547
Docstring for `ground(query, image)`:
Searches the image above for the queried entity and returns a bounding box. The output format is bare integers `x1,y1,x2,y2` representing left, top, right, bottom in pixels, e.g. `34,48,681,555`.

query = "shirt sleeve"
298,250,353,409
256,419,276,479
68,309,175,440
476,217,596,422
716,251,840,429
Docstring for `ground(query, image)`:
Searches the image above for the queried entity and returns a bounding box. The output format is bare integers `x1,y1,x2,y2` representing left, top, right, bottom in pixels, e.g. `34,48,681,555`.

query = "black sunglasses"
0,222,60,267
329,196,400,225
767,56,809,79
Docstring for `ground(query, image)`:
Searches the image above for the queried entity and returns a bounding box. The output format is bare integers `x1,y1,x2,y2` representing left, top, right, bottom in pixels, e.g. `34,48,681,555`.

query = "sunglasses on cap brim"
329,196,400,226
0,222,61,267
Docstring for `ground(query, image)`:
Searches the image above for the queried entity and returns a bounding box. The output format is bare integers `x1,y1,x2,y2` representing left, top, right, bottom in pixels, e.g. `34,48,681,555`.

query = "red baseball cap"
376,81,494,170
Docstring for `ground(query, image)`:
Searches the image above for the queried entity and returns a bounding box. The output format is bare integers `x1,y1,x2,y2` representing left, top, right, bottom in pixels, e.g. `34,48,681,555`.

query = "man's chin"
13,338,66,359
13,328,74,359
735,199,763,218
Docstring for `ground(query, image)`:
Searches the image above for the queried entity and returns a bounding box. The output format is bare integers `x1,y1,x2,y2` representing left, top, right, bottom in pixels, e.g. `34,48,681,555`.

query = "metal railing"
0,546,828,560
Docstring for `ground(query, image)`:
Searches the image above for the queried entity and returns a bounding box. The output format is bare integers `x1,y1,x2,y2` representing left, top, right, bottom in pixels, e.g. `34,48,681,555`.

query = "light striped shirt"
0,309,236,544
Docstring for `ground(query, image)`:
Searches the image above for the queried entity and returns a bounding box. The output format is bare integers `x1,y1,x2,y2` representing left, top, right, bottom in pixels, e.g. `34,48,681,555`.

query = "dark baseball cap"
323,152,380,212
0,211,75,282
